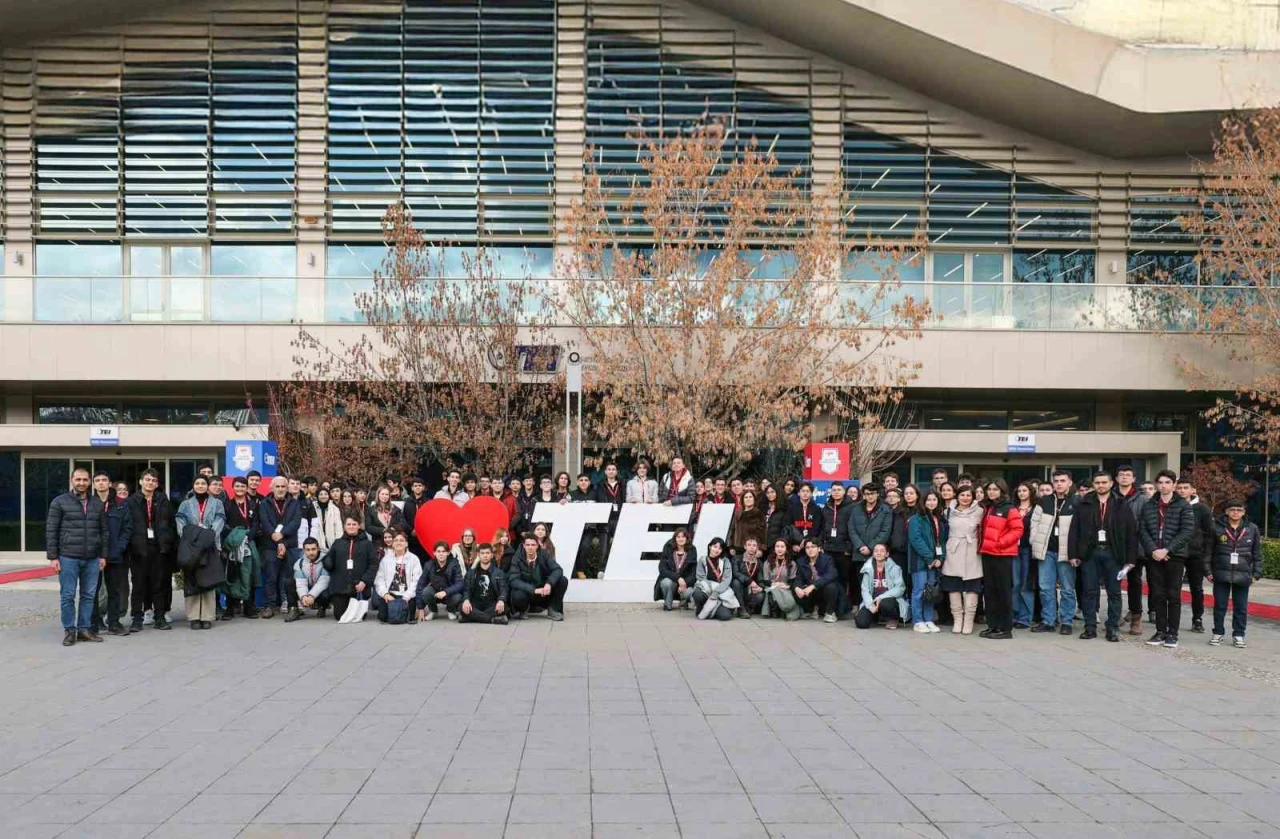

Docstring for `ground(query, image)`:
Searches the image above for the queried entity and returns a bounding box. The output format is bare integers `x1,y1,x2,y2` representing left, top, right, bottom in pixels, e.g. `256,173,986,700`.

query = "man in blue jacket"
258,475,302,619
46,467,109,646
849,483,893,576
795,538,841,622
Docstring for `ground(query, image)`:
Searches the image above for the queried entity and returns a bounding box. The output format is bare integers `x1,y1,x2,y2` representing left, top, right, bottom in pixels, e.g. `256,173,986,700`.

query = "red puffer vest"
979,501,1024,557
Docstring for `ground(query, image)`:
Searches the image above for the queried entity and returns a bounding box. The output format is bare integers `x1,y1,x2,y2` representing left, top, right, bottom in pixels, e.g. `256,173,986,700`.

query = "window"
0,451,19,550
922,409,1008,430
24,458,69,553
119,404,211,425
1126,411,1191,448
1012,249,1095,329
37,403,120,425
34,244,123,322
213,403,269,426
1126,251,1199,285
210,245,295,322
1011,410,1091,431
927,251,1010,327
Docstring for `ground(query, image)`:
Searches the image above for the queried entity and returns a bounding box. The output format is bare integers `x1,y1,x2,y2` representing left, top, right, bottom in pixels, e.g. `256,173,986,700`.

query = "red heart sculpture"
413,496,511,555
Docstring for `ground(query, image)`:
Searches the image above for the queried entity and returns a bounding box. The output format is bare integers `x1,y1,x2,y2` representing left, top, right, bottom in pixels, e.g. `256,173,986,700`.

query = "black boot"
62,630,76,647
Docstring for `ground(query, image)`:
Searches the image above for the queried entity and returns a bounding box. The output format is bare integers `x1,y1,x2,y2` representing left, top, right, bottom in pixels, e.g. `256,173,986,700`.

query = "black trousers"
510,577,568,614
689,588,734,620
417,586,463,614
1126,561,1145,616
129,544,170,618
460,602,501,623
730,580,765,615
795,581,839,616
329,593,352,620
1184,554,1206,621
981,555,1014,632
92,561,130,630
830,552,853,614
854,597,900,628
1079,548,1123,633
1148,557,1186,638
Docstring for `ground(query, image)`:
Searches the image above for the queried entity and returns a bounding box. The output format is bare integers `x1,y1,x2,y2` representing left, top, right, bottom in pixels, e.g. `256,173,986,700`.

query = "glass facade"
209,245,296,322
24,458,69,554
38,400,264,426
0,451,19,551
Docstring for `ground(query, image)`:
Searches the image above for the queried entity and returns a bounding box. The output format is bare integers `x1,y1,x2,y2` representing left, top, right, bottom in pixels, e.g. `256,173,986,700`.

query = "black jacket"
764,505,788,547
506,549,565,596
1138,494,1195,559
365,504,406,543
45,491,108,560
125,491,175,557
1067,491,1139,566
733,553,765,590
259,495,302,549
417,556,465,598
797,551,838,588
653,541,697,600
1186,499,1216,561
849,502,893,555
821,499,853,554
888,508,909,563
463,562,508,609
102,497,134,564
1211,518,1263,586
322,534,379,595
224,494,258,535
785,498,824,546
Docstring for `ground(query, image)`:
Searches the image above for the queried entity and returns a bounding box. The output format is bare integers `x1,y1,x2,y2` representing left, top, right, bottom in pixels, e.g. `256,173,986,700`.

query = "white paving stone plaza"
1,598,1279,839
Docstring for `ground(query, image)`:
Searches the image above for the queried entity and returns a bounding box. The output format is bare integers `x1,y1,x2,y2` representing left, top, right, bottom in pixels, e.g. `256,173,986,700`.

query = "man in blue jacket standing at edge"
258,475,302,619
46,467,109,647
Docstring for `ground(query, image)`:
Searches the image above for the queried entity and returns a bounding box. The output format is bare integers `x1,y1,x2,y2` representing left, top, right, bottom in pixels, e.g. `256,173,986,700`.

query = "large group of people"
46,460,1263,651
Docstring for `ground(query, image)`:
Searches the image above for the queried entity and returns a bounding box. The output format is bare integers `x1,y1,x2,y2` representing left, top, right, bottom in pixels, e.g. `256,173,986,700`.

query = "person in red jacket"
978,478,1025,640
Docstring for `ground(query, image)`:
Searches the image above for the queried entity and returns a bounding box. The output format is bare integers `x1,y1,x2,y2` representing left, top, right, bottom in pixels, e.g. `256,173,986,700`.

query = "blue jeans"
263,546,299,608
1011,546,1033,626
1037,551,1076,626
1212,580,1250,638
911,570,935,623
58,556,101,632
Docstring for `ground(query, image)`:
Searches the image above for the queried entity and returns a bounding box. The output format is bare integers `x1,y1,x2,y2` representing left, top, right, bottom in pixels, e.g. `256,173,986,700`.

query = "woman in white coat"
313,486,344,553
941,485,984,635
374,530,422,624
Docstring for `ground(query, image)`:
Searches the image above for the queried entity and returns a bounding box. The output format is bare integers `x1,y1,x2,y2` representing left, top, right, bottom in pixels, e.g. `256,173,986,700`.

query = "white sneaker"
913,622,928,633
1234,636,1246,648
447,612,458,621
1209,634,1224,646
822,613,837,624
926,622,941,633
143,610,154,626
421,611,433,622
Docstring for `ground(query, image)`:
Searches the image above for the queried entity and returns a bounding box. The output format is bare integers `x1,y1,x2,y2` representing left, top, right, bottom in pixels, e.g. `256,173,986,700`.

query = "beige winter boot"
962,593,979,635
949,593,964,634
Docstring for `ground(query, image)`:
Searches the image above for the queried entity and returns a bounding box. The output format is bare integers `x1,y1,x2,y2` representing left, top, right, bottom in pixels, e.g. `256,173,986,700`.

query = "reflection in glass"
24,458,70,553
931,252,965,325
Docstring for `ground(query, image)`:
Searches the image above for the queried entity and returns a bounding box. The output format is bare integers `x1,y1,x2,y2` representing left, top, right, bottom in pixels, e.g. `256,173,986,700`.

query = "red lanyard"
274,498,285,518
237,499,248,521
1097,496,1108,526
146,497,153,526
604,482,619,500
708,557,723,582
348,540,355,562
80,496,88,515
932,515,940,543
1225,525,1246,550
196,498,207,525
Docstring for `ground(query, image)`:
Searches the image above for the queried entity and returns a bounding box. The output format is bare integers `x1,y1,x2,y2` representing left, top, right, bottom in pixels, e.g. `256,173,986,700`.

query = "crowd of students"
44,460,1264,650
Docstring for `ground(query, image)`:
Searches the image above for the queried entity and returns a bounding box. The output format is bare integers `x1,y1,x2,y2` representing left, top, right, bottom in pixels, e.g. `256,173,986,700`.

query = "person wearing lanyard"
1067,471,1139,642
1209,500,1262,648
690,537,738,621
1029,470,1077,635
908,490,947,633
257,476,302,619
321,515,379,621
175,476,226,629
593,462,626,570
1137,469,1195,648
286,537,330,622
125,467,176,632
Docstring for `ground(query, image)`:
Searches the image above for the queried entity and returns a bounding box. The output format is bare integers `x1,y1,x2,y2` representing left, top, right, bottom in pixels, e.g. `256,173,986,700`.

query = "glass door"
127,244,207,321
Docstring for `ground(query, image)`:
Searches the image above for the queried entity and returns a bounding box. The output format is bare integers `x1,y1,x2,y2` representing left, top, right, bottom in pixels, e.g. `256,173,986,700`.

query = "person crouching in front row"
508,533,567,621
286,537,330,622
374,530,421,624
654,527,697,611
461,543,509,625
416,540,464,622
691,537,738,621
732,537,766,618
795,538,841,622
856,543,908,629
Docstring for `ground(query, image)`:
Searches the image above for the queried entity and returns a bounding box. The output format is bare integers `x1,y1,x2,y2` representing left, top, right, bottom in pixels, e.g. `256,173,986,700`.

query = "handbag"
384,597,410,625
921,571,944,605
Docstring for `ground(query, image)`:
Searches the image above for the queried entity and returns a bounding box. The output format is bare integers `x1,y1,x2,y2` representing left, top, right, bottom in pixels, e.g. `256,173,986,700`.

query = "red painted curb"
0,566,58,585
1120,580,1280,621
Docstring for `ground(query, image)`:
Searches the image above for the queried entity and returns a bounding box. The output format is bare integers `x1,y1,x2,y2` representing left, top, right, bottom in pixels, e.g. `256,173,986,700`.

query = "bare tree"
288,205,560,481
837,395,919,480
557,123,928,471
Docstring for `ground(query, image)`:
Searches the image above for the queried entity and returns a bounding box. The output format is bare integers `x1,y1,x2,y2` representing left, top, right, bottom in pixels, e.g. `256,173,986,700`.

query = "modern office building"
0,0,1277,555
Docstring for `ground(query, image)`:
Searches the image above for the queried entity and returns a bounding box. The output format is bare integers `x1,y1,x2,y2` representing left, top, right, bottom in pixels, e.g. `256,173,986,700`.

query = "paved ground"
1,594,1280,839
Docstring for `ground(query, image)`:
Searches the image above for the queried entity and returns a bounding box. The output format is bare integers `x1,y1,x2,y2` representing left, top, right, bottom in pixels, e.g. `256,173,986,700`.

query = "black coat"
322,534,379,595
1138,495,1195,559
1211,518,1263,586
125,491,176,558
45,491,108,560
258,495,302,549
103,498,134,564
364,504,406,543
178,525,226,595
821,499,853,554
733,553,765,590
1186,500,1216,561
1067,491,1139,566
417,556,465,598
653,541,697,600
764,506,788,547
506,549,565,596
